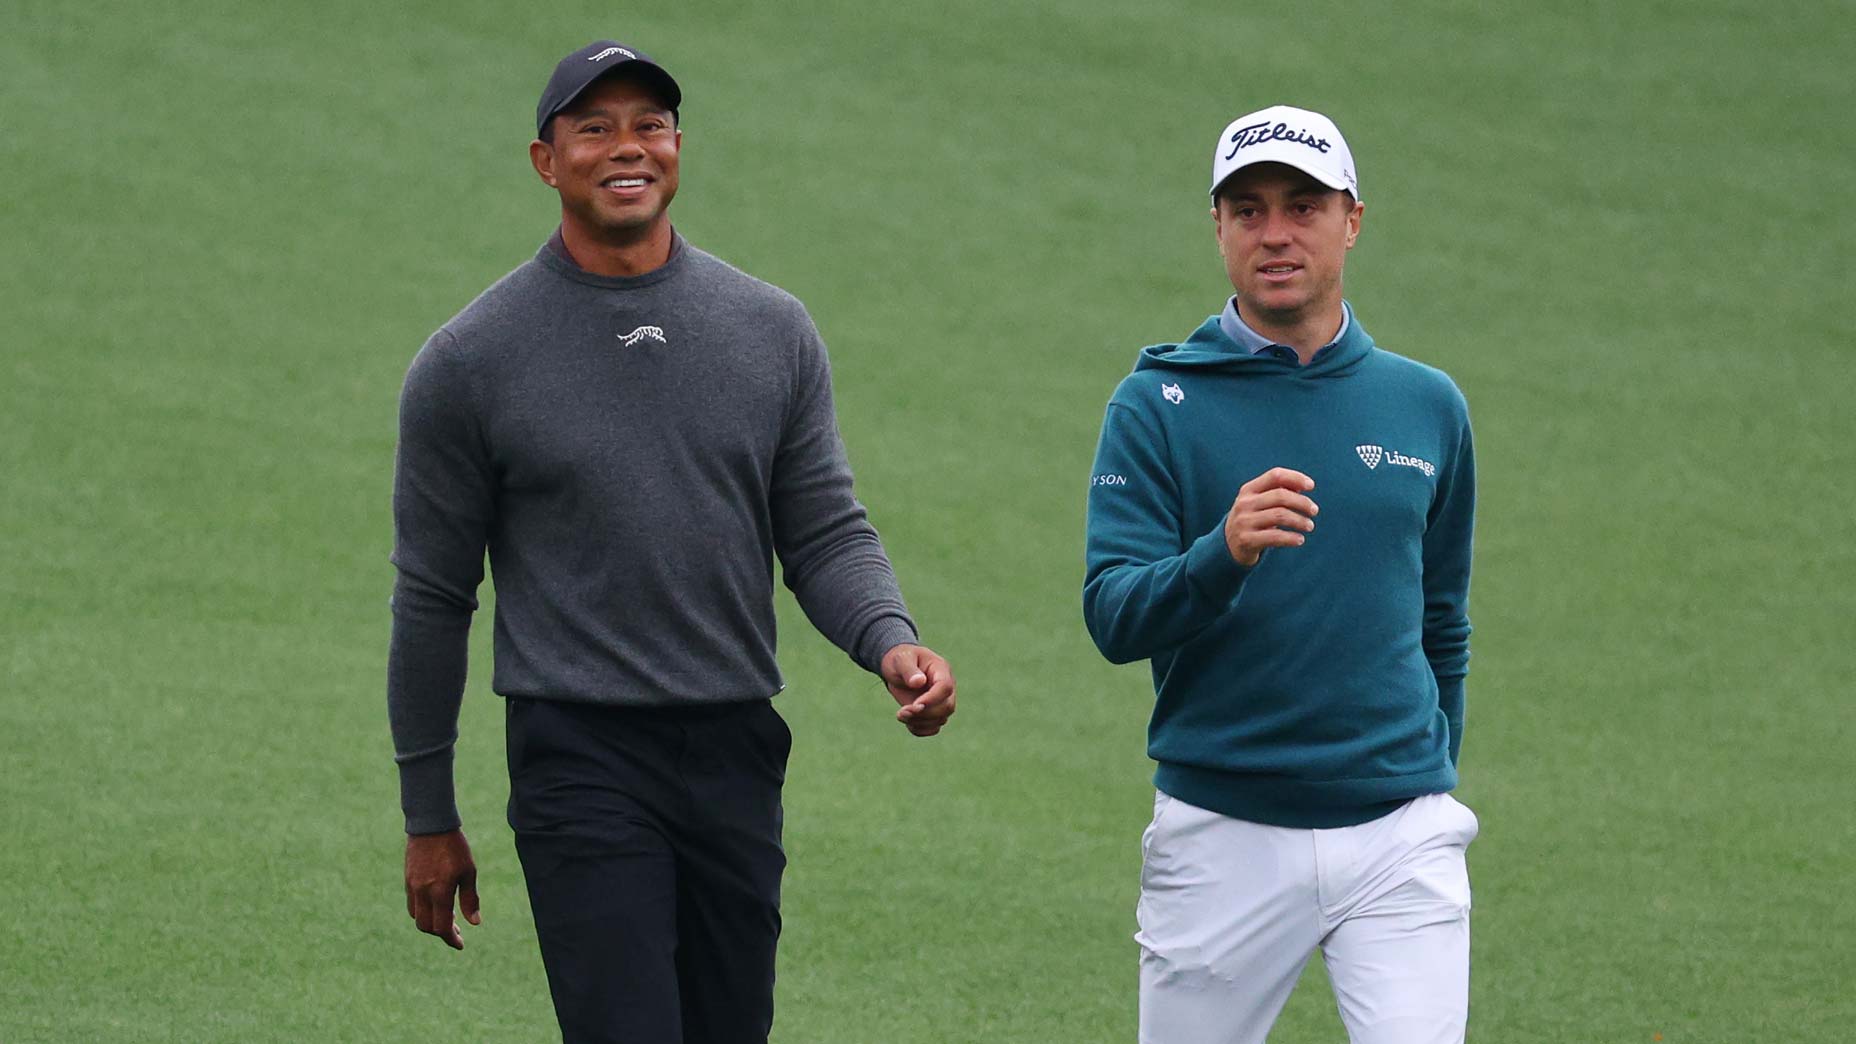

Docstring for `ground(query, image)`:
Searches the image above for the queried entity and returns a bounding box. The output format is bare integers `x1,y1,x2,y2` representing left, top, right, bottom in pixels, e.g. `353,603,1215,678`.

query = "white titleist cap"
1210,105,1359,201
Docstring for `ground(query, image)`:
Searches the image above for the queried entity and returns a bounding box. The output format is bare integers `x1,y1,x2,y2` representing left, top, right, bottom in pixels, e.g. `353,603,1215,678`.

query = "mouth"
601,173,654,199
1257,261,1301,283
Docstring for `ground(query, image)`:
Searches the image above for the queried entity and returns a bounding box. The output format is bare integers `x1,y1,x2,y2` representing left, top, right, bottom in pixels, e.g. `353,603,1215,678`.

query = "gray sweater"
388,233,918,834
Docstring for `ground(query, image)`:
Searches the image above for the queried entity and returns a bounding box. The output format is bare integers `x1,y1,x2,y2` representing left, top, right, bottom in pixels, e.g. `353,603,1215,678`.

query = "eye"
1235,206,1260,220
579,123,609,135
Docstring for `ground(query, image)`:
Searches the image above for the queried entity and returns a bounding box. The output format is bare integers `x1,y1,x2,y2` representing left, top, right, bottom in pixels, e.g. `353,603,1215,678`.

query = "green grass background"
4,0,1852,1040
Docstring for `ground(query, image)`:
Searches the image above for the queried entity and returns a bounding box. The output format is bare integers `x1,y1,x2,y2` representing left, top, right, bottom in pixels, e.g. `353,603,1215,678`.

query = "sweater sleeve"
769,312,918,673
1083,399,1252,665
386,331,494,835
1422,396,1475,766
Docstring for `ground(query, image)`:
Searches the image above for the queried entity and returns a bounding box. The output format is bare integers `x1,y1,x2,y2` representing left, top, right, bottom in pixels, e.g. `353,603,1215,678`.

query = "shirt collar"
545,225,685,271
1218,298,1352,363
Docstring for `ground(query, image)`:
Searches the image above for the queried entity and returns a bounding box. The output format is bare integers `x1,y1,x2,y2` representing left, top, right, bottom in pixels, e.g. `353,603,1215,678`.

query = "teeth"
609,178,645,188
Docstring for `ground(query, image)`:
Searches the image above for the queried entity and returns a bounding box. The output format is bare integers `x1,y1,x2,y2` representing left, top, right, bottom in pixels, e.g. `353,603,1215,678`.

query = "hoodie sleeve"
1421,394,1475,765
1083,398,1252,664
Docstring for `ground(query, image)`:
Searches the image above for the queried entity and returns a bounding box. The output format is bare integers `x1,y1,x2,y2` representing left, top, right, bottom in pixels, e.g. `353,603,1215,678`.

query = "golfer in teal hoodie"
1083,106,1478,1044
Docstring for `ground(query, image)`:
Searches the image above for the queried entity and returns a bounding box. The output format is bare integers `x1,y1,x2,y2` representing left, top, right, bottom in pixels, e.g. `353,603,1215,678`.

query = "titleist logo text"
1225,121,1331,160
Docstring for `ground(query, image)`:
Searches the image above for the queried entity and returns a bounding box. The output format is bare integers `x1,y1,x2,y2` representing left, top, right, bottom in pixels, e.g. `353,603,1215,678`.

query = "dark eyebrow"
1236,188,1334,203
564,104,672,125
567,104,679,127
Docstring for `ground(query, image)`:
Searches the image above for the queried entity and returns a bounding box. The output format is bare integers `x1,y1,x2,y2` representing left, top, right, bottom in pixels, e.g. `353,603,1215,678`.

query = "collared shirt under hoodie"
1218,297,1352,363
1082,304,1474,828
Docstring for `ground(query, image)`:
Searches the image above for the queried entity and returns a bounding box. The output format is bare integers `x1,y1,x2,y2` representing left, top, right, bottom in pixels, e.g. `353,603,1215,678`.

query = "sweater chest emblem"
1356,443,1435,477
1161,382,1185,405
617,325,667,347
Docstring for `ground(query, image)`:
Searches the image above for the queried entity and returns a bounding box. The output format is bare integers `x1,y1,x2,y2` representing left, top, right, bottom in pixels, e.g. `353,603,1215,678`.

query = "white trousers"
1136,791,1478,1044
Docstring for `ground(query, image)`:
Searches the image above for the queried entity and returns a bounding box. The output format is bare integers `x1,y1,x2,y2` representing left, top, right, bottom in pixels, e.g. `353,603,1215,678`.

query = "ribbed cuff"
398,748,461,835
1185,522,1252,603
856,614,921,674
1436,675,1466,767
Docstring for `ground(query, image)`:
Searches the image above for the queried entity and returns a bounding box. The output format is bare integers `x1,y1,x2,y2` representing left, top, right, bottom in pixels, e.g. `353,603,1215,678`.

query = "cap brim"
1210,155,1352,198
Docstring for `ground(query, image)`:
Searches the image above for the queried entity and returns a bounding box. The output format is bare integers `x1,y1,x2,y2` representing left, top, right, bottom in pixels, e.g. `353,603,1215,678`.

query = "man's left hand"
880,644,956,737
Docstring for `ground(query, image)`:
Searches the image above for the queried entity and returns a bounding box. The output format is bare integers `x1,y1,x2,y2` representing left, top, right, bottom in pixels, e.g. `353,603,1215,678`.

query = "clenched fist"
1223,467,1319,567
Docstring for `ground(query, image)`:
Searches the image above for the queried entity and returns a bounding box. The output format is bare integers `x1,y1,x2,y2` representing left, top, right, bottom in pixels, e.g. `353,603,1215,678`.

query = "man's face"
1212,163,1363,326
530,75,681,242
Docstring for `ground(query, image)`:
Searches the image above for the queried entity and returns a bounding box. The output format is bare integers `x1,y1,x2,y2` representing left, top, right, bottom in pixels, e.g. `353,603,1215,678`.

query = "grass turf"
2,0,1851,1040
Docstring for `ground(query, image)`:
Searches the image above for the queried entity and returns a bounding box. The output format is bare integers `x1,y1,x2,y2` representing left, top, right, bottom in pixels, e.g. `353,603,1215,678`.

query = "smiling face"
529,73,681,247
1212,162,1363,332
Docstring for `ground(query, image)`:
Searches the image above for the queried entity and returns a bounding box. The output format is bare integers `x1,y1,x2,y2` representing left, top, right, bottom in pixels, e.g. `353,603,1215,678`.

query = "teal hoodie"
1082,310,1473,828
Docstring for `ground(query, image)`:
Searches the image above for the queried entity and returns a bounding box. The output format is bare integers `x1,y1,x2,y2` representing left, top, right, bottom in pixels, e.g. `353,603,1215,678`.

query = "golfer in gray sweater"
387,40,955,1044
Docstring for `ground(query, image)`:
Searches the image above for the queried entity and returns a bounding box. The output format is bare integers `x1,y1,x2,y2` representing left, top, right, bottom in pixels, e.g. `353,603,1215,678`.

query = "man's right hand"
405,829,480,950
1223,468,1319,567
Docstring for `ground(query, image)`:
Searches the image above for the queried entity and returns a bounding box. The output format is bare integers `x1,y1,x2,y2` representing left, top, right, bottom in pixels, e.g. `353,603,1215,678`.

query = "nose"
1259,208,1293,247
609,135,646,161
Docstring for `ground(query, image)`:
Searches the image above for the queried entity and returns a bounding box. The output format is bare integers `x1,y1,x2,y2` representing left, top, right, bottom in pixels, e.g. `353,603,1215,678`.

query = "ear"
1344,199,1364,250
529,139,558,188
1210,202,1226,257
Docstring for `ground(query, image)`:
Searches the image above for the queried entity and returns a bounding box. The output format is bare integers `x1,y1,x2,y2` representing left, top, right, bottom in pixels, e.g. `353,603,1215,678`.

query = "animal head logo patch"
1162,383,1185,405
1356,444,1383,469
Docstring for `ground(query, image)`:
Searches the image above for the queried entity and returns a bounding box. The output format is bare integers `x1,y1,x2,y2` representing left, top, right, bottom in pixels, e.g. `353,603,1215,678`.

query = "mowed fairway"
3,0,1851,1040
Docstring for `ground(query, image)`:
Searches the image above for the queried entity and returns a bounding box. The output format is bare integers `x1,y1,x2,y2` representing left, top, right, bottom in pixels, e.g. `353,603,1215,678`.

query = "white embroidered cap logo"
618,325,667,347
589,46,636,62
1162,383,1185,405
1356,444,1383,469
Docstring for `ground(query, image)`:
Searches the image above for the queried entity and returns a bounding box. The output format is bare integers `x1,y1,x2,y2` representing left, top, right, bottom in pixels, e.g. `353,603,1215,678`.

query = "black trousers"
505,696,791,1044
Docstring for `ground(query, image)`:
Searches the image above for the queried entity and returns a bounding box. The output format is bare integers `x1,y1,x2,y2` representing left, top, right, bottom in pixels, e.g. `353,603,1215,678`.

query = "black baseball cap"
535,40,682,137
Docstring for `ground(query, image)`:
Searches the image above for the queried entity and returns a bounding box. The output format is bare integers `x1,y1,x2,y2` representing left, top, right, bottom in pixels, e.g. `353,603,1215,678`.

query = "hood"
1134,309,1374,380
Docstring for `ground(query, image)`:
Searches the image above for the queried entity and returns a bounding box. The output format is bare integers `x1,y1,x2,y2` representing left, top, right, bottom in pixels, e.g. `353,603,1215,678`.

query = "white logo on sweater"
618,325,666,347
1357,443,1435,477
1161,383,1185,405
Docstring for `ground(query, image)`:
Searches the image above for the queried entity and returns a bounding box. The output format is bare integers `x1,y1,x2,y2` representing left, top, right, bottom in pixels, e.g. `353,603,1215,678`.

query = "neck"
558,217,674,277
1240,300,1345,365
